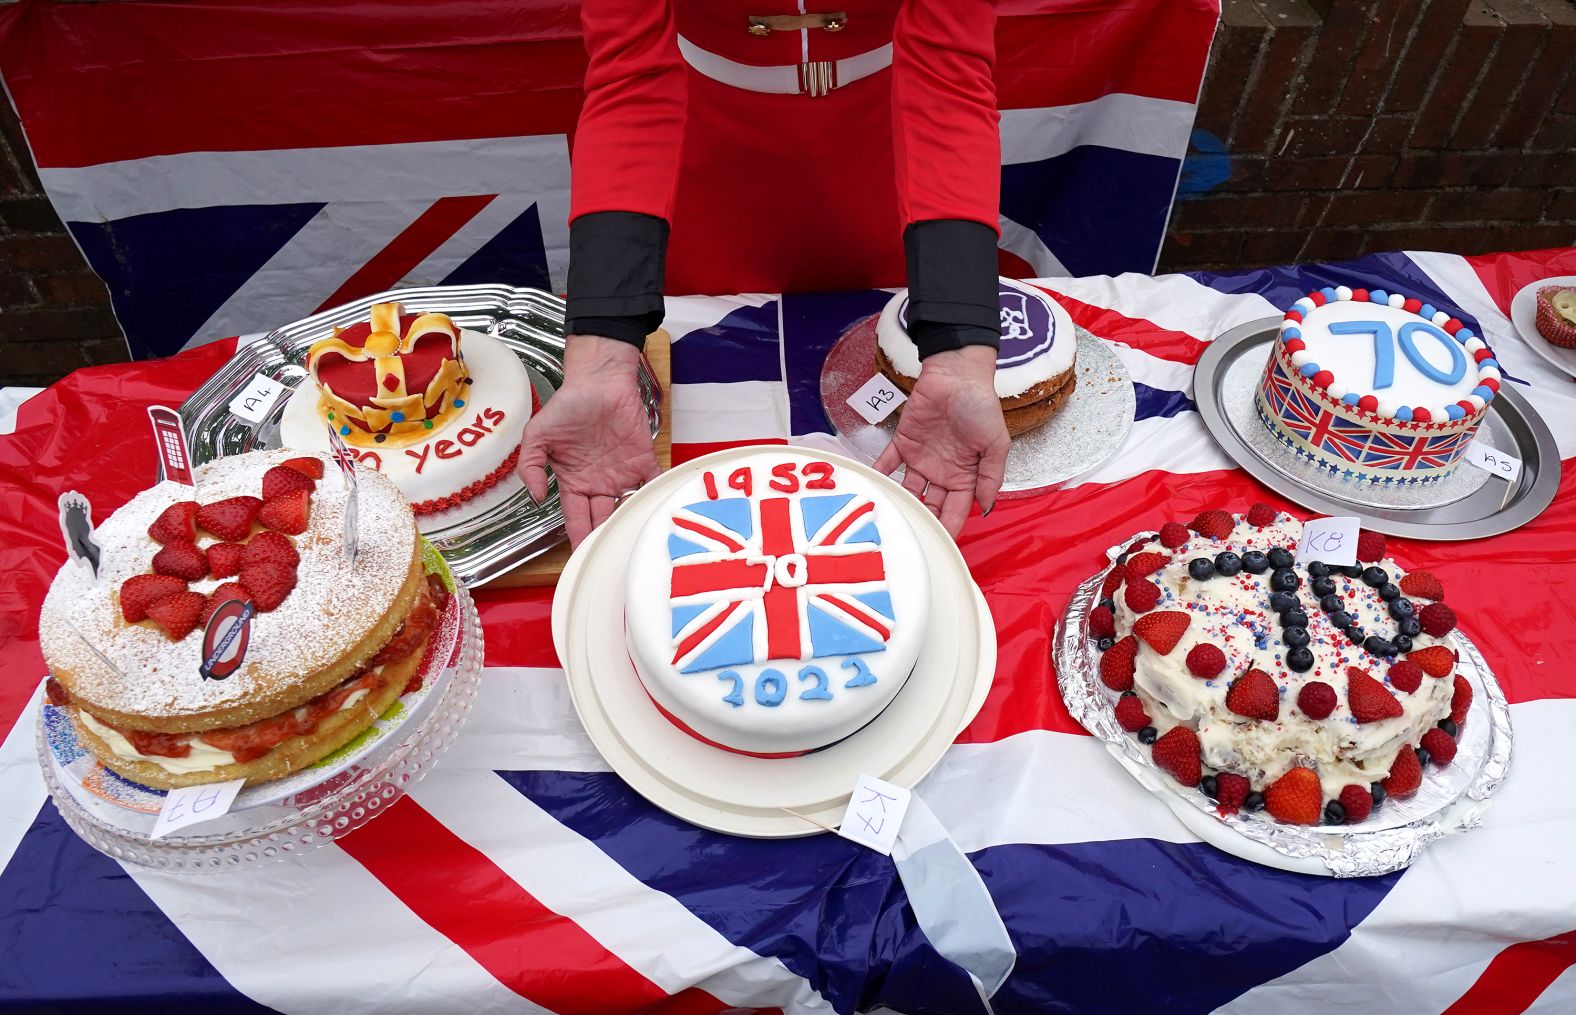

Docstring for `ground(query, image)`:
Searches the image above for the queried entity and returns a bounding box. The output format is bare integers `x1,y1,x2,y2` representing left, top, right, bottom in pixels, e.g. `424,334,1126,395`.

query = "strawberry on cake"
39,450,450,789
1091,506,1470,826
278,302,535,516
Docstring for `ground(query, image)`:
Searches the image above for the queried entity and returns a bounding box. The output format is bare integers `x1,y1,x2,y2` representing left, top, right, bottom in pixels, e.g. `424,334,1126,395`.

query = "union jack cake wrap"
1254,285,1501,484
625,451,930,757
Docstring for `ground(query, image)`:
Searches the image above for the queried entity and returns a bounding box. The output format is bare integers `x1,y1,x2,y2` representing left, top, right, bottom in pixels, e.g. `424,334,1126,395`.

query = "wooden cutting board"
490,331,673,587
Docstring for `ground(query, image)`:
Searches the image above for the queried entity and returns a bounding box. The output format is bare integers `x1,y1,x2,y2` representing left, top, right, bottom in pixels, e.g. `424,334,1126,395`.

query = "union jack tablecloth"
2,247,1575,1014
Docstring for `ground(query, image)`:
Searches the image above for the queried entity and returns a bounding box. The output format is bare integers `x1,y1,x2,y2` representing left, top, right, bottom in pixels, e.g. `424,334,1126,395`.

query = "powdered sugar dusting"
39,450,417,719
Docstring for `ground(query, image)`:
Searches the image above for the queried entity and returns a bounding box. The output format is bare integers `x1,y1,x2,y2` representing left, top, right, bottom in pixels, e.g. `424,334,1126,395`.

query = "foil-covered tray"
1053,551,1514,878
1196,318,1559,539
818,318,1135,498
177,285,662,587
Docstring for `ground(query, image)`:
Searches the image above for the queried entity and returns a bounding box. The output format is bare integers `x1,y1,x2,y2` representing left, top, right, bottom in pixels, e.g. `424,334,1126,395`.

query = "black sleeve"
564,210,670,349
902,219,1001,359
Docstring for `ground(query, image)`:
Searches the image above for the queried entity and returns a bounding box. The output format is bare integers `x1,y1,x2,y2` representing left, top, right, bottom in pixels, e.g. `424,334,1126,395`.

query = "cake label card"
226,373,288,425
56,491,102,579
1295,516,1360,567
147,405,196,486
837,773,912,856
1461,442,1522,484
847,375,907,426
151,778,245,839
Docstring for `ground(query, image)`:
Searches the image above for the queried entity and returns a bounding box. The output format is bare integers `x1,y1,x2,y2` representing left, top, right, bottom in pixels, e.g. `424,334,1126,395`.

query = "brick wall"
0,98,128,386
1,0,1574,385
1161,0,1576,272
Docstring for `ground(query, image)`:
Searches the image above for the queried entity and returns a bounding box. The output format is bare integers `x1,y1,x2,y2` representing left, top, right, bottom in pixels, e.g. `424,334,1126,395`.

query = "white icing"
280,328,530,509
79,710,239,774
38,449,417,722
875,277,1077,398
1388,294,1405,308
626,451,930,755
1116,517,1453,797
1335,285,1353,301
1464,337,1486,352
1295,300,1480,405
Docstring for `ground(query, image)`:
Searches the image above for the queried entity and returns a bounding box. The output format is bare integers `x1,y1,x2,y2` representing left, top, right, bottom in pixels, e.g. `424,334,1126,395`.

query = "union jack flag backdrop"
0,0,1218,360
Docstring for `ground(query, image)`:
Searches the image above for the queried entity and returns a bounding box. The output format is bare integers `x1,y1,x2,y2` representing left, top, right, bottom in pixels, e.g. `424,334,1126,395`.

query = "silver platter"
177,285,662,587
1196,319,1559,539
1054,554,1514,878
819,317,1135,498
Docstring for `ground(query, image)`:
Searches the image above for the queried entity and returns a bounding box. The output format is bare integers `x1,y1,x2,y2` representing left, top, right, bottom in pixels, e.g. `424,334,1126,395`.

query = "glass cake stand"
35,548,484,874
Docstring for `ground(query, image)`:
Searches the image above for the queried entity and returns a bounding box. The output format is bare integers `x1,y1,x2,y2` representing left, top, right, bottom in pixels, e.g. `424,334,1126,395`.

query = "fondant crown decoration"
306,303,468,449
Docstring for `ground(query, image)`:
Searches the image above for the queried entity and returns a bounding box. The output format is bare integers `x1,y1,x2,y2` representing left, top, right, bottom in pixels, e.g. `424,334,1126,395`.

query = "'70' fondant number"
717,658,879,708
1326,319,1466,389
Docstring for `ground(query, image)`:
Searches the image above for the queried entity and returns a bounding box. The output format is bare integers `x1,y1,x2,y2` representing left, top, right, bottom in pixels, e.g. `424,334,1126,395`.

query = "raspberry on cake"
39,450,449,789
1257,285,1500,484
624,451,929,757
278,301,536,517
871,276,1079,437
1091,509,1465,826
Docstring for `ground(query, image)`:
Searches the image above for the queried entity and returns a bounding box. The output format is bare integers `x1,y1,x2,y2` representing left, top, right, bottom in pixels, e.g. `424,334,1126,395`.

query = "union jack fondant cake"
279,302,534,516
1092,506,1469,826
625,451,930,757
1255,286,1501,484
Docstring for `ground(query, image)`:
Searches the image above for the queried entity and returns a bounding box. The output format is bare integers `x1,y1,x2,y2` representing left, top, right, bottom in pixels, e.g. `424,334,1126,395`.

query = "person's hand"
516,334,659,547
873,344,1008,538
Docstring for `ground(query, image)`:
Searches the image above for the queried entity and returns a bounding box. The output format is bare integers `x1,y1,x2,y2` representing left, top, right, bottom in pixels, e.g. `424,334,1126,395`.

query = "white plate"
553,447,997,837
1509,275,1576,378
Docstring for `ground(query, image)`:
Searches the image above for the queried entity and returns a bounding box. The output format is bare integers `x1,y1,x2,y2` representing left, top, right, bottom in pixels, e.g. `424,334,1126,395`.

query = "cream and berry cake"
279,302,534,515
625,450,929,757
1090,505,1472,826
874,276,1078,437
1257,285,1502,484
39,449,450,789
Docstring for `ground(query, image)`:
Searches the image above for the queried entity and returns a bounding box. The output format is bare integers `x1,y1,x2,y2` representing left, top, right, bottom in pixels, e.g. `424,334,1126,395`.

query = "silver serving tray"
1196,319,1559,539
177,284,662,587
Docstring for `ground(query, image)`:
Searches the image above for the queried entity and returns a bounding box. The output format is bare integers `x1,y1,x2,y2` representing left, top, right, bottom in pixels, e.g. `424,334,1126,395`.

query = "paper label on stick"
846,375,907,426
325,423,360,563
1294,516,1360,567
227,373,288,424
1461,442,1522,484
151,779,245,839
837,773,912,855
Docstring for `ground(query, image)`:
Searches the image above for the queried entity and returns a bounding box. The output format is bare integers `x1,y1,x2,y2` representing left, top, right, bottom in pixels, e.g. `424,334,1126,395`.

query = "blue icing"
1319,287,1338,302
671,602,706,637
1369,289,1389,304
853,590,894,619
1342,393,1360,406
799,494,855,540
668,534,707,559
845,521,882,546
1299,362,1320,377
1420,304,1437,319
1395,406,1413,421
1480,359,1499,371
807,601,886,657
1458,328,1476,341
1281,326,1300,340
681,612,755,673
682,498,752,539
1446,404,1466,421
